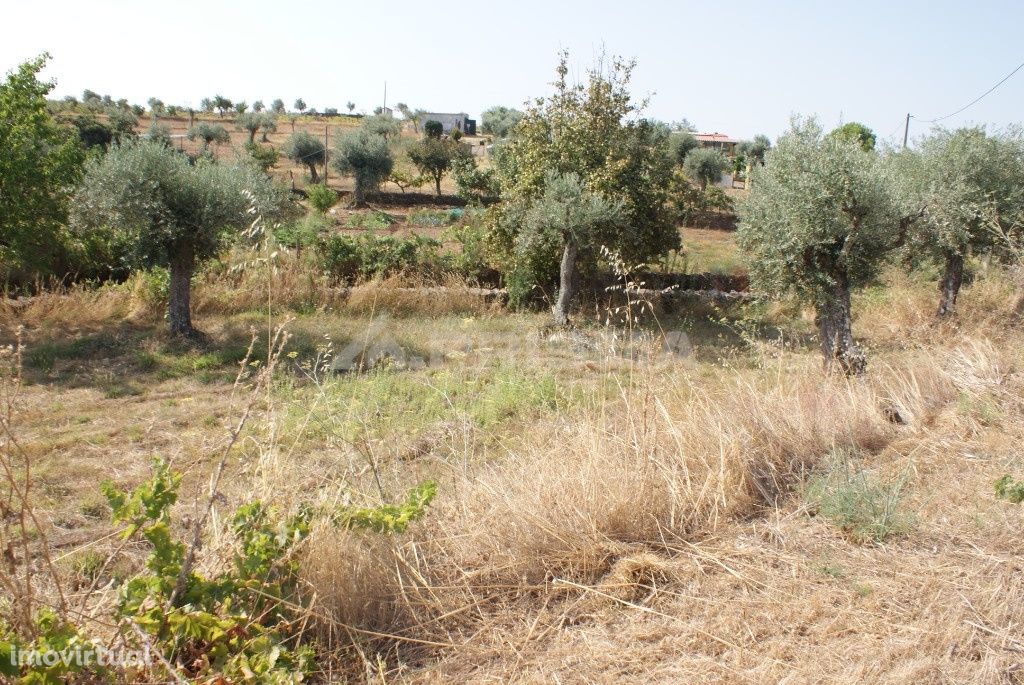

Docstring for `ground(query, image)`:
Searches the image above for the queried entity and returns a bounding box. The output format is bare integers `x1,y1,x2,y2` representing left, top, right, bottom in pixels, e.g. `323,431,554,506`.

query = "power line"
913,58,1024,124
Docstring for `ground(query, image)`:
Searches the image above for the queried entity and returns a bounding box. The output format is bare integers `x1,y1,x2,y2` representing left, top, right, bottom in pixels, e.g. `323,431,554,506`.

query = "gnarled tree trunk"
352,180,367,208
937,251,964,317
168,243,195,337
551,234,578,326
815,275,866,376
434,173,442,197
306,162,320,184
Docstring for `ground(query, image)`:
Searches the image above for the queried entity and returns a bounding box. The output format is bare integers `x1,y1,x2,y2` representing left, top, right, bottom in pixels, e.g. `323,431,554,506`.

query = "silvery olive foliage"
332,128,394,205
739,117,899,373
890,126,1024,263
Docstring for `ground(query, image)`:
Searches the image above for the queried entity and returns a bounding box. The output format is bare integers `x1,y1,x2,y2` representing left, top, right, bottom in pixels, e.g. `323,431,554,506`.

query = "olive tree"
513,172,625,324
332,128,394,206
492,52,678,306
271,99,286,114
889,126,1024,316
187,122,230,152
408,136,464,196
667,130,698,165
361,114,401,140
481,105,524,137
258,112,277,142
283,131,326,183
683,147,727,190
738,117,899,375
293,98,306,114
252,100,264,113
212,94,233,117
235,112,263,143
71,140,284,336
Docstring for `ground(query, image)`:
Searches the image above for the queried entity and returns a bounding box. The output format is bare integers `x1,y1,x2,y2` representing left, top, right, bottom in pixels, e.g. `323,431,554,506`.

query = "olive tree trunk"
815,276,866,376
937,251,965,317
306,162,320,184
551,234,578,326
168,243,195,337
433,173,442,197
352,180,367,207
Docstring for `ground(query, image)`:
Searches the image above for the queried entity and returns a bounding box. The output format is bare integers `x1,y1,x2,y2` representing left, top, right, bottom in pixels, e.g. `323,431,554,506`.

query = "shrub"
317,232,443,282
244,141,280,171
424,119,443,139
994,474,1024,503
361,114,401,140
667,130,698,165
305,182,337,213
452,155,499,203
829,122,877,152
804,454,914,543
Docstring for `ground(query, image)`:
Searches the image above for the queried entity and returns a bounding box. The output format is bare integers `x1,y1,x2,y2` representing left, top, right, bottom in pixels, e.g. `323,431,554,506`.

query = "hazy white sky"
3,0,1023,143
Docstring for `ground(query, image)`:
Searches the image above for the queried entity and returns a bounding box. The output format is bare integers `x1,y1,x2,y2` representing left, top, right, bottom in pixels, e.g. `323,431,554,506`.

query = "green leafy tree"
212,94,233,117
0,53,86,284
332,128,394,206
738,134,771,165
346,101,355,114
71,140,284,335
493,51,678,295
829,122,877,152
234,100,247,114
244,141,280,171
667,130,698,165
481,105,524,137
683,146,727,190
423,119,443,139
252,99,264,112
738,117,899,375
408,136,464,196
293,98,306,114
146,97,164,120
283,130,326,183
305,182,337,213
271,98,286,114
890,126,1024,315
187,122,230,152
200,97,214,113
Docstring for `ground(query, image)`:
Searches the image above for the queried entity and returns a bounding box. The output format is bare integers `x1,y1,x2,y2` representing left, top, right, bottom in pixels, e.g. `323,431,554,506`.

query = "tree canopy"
332,128,394,205
481,106,524,137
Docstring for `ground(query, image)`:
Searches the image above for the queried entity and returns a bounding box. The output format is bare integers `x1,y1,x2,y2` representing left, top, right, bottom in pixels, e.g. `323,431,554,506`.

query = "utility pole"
903,113,911,149
383,81,387,114
324,125,329,184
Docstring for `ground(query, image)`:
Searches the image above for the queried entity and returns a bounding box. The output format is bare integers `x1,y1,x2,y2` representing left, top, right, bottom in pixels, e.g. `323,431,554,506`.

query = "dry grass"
2,263,1023,683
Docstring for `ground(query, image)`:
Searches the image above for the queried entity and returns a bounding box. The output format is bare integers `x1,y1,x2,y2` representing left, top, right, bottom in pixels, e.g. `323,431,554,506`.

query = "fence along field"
1,49,1023,683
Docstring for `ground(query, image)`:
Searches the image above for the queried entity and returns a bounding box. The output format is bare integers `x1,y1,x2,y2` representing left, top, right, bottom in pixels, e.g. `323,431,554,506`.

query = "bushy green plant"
804,454,914,543
317,232,443,282
667,130,698,165
889,126,1024,316
346,210,396,230
829,122,876,152
0,53,86,285
423,119,443,139
1,458,436,683
443,218,492,280
361,114,401,140
452,155,499,203
244,141,280,171
994,474,1024,503
305,182,337,213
